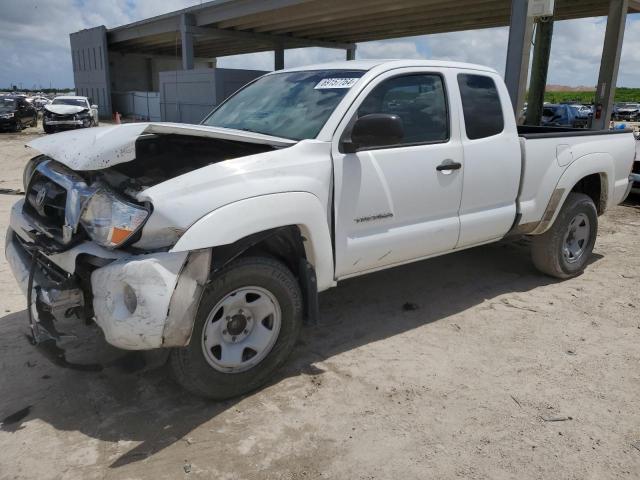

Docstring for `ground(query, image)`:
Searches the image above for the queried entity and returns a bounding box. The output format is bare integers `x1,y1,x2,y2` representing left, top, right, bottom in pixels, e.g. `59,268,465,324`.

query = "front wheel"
531,192,598,279
170,256,303,400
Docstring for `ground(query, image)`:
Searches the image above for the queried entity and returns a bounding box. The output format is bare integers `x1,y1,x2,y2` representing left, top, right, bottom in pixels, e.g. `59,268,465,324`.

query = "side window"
457,74,504,139
357,74,449,145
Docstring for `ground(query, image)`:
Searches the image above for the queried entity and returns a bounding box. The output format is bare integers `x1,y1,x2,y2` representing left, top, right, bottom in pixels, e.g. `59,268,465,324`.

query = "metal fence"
111,91,161,121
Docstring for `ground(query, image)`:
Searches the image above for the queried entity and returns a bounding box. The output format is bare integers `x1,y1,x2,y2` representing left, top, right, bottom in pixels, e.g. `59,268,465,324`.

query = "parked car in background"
541,104,590,128
31,96,52,111
613,103,640,122
42,96,99,134
0,96,38,132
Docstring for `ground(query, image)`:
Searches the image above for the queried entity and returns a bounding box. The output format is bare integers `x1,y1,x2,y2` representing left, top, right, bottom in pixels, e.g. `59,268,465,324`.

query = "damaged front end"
7,206,211,356
6,124,289,365
7,122,295,367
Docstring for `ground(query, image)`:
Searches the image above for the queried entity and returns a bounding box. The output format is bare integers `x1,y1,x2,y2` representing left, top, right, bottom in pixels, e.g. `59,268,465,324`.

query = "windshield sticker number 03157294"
314,78,360,89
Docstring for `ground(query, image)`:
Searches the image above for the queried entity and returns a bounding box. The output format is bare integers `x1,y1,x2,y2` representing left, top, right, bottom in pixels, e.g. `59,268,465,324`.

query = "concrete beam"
593,0,628,130
180,13,195,70
346,45,356,61
504,0,534,116
274,45,285,70
188,25,354,50
525,18,554,125
109,17,180,44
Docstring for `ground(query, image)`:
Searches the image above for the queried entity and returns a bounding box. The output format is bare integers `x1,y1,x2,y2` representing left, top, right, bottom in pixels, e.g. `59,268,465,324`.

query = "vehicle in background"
0,96,38,132
6,60,636,400
31,96,52,111
541,104,590,128
613,103,640,122
42,96,99,134
576,104,594,117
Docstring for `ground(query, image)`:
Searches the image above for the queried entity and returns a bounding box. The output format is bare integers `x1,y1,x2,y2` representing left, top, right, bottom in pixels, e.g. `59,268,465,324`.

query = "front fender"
171,192,335,291
533,153,612,235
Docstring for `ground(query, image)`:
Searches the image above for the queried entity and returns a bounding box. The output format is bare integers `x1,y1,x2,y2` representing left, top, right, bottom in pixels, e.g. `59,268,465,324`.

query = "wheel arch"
531,153,612,235
171,192,335,292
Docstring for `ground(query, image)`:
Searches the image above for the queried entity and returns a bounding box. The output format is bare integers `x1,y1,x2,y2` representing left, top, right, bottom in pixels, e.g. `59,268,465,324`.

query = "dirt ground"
0,125,639,480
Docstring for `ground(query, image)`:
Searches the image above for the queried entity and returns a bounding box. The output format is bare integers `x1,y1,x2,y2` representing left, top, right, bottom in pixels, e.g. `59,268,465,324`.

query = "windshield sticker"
314,78,359,89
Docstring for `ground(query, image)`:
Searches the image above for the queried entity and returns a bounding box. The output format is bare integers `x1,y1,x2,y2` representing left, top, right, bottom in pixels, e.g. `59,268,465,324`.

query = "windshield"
52,98,86,107
202,70,365,140
0,98,16,112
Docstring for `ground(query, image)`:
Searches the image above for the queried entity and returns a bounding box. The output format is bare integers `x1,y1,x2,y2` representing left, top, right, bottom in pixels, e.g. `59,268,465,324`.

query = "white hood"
27,122,296,171
44,104,87,115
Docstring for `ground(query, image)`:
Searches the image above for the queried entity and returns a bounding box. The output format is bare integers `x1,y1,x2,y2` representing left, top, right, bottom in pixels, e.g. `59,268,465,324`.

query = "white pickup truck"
6,60,636,399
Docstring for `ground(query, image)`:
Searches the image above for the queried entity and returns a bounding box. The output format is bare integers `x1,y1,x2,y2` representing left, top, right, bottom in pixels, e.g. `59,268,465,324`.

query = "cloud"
0,2,638,89
0,0,197,88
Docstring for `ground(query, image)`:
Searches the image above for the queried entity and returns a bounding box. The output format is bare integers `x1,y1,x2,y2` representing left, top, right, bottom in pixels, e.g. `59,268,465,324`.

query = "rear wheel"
531,192,597,279
170,256,303,400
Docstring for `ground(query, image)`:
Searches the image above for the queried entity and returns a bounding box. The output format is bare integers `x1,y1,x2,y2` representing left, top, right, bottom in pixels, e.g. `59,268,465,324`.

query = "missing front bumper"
7,219,210,353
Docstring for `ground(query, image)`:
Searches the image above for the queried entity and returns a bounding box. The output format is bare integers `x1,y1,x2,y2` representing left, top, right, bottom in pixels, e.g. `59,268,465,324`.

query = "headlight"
80,189,149,248
1,112,14,119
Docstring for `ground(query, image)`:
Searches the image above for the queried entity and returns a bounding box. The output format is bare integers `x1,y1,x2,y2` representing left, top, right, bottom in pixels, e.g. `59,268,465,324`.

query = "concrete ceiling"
106,0,640,58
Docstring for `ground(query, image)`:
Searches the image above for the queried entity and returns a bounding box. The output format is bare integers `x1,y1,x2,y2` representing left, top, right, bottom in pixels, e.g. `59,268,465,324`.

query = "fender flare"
532,152,612,235
171,192,335,291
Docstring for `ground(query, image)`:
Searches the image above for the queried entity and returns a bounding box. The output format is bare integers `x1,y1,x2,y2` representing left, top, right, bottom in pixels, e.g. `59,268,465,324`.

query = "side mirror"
91,105,98,110
342,113,404,153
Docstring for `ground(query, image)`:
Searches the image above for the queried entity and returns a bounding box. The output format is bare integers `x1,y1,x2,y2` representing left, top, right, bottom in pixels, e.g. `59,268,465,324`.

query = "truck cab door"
332,69,464,278
454,72,521,248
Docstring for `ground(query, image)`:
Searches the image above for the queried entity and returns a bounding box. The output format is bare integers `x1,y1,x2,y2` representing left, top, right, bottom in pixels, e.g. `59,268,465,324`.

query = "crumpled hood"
44,104,87,115
27,122,296,170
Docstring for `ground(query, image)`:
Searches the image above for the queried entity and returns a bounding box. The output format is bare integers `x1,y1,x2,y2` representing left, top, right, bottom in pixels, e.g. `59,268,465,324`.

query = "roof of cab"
276,59,499,75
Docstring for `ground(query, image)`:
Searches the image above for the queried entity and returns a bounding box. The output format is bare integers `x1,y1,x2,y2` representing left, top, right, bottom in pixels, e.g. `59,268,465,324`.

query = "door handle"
436,161,462,172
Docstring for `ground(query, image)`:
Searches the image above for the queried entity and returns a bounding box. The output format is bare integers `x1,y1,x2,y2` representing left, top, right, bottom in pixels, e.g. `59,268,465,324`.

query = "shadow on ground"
0,237,601,468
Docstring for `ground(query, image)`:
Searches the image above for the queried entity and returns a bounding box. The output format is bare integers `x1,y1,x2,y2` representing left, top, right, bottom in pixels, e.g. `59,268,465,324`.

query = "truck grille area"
25,173,67,230
22,159,91,247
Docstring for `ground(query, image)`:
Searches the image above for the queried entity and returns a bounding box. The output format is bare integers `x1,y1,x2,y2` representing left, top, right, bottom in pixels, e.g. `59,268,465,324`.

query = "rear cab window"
457,74,504,140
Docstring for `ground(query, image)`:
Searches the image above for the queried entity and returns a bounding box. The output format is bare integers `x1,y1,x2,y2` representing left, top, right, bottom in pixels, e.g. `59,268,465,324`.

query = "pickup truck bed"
515,126,635,234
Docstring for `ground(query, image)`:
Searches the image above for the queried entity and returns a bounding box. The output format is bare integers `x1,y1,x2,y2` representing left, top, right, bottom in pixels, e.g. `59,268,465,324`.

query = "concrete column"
180,13,195,70
592,0,628,130
504,0,534,117
346,45,357,61
274,45,285,70
525,18,554,125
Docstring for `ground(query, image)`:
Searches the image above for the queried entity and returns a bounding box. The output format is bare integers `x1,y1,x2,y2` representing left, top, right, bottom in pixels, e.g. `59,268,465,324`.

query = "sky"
0,0,639,89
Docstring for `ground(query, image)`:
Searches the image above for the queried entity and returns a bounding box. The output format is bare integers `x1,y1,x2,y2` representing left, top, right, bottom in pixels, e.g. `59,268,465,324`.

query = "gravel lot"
1,126,639,480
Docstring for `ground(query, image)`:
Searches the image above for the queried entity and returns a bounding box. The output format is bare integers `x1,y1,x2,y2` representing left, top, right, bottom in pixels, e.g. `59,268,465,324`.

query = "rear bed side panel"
517,132,635,231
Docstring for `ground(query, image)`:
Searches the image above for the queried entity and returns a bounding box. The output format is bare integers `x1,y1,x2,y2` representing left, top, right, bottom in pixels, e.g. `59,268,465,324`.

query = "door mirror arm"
341,139,359,154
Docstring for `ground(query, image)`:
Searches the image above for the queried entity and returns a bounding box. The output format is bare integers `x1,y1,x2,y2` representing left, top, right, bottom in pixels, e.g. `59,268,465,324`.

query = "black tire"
170,256,303,400
531,192,598,279
12,121,21,132
43,124,54,134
